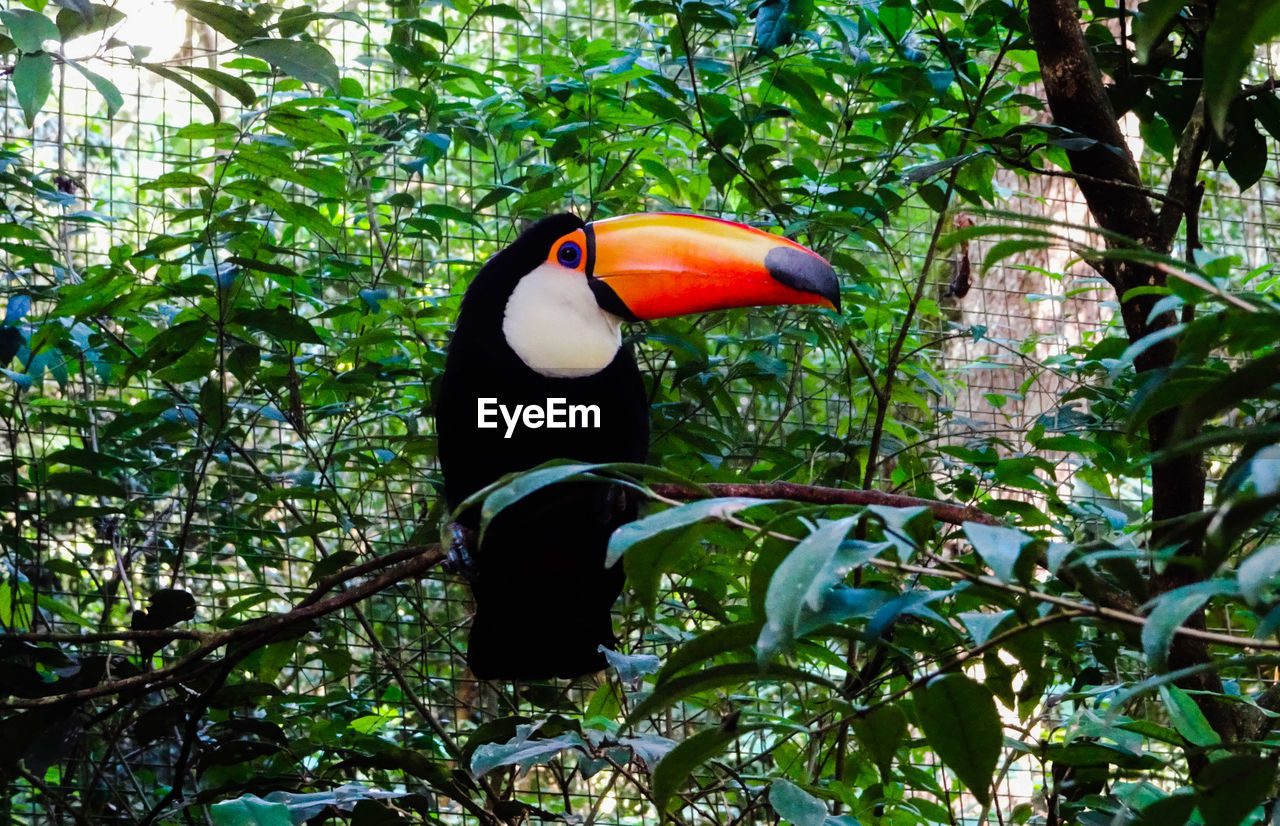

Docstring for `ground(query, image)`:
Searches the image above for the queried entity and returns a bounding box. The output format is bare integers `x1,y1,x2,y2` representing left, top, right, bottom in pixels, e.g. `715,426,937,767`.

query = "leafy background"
4,0,1280,824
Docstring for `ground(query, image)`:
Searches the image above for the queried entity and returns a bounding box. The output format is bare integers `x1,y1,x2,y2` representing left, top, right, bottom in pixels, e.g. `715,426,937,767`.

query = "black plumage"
437,211,840,681
437,214,647,680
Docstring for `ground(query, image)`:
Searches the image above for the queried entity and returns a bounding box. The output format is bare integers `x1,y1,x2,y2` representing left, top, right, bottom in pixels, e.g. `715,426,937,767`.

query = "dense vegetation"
4,0,1280,823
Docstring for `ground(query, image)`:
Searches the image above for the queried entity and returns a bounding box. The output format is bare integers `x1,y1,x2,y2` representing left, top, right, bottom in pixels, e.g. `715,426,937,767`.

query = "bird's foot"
443,522,478,582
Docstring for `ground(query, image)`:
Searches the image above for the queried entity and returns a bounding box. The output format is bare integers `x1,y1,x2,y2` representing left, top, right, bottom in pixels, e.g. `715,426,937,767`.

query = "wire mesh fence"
0,1,1266,824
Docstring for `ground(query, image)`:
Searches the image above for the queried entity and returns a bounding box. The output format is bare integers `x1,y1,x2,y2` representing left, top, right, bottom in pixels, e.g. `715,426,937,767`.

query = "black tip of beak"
765,246,841,313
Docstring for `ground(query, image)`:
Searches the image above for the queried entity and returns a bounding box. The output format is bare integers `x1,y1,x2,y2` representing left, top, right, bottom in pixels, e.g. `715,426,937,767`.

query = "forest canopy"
3,0,1280,824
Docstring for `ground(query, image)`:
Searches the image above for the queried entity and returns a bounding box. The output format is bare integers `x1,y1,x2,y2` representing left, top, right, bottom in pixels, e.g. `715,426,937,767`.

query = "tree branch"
1026,0,1158,252
1155,97,1211,250
648,482,1001,525
0,546,445,709
706,508,1280,654
1027,0,1218,741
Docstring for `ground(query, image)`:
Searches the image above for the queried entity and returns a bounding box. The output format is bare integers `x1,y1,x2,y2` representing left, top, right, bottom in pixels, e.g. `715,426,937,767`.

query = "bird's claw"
443,522,479,583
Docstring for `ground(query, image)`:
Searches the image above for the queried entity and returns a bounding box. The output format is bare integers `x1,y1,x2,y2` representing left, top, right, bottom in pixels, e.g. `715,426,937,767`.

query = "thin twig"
647,481,1000,526
0,547,445,709
1157,262,1258,313
704,509,1280,653
18,766,93,826
583,768,623,826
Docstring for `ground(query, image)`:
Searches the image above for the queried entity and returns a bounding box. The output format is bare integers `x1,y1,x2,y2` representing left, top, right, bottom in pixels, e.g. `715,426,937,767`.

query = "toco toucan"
437,212,839,680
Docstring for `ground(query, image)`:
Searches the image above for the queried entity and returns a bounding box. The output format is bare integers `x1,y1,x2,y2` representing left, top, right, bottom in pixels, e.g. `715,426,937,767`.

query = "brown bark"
1026,0,1236,743
649,482,1001,525
1028,0,1158,246
0,546,446,709
1027,0,1208,557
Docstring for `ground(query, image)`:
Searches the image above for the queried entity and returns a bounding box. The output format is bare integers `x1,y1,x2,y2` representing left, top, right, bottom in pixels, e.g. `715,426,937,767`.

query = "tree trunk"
1026,0,1232,743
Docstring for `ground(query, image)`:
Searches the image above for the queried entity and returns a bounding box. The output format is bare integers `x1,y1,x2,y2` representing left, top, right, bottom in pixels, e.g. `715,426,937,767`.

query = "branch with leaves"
648,481,1000,526
0,546,444,709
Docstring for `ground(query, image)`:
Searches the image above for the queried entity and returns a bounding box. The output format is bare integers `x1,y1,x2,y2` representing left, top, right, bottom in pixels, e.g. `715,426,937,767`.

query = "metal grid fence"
0,1,1266,824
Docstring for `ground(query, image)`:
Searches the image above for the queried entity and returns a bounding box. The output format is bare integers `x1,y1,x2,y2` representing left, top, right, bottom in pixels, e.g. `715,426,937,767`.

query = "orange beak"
583,213,840,319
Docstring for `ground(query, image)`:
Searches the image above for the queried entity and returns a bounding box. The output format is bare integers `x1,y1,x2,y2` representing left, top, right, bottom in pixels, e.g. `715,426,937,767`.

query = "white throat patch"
502,262,623,378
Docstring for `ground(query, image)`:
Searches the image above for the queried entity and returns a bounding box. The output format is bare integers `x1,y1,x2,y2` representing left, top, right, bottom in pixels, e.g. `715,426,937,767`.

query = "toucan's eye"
557,241,583,268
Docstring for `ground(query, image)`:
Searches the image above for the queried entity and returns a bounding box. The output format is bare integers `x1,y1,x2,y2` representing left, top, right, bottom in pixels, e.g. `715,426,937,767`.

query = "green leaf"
964,522,1034,584
601,648,660,685
620,518,709,616
176,122,239,140
241,38,341,92
174,0,266,44
0,580,33,628
13,53,53,128
796,587,895,641
228,256,297,278
769,779,828,826
606,497,772,567
983,239,1052,273
1252,92,1280,142
617,735,677,771
199,377,225,433
1197,754,1275,826
1141,581,1236,672
459,715,533,767
45,447,129,473
1117,719,1187,747
1133,0,1186,63
758,516,892,662
1203,0,1280,136
1158,684,1221,747
474,185,520,212
144,63,222,122
656,622,762,683
227,344,260,384
902,151,987,184
474,3,527,23
54,0,94,22
1137,793,1197,826
65,59,123,118
0,9,60,52
139,171,212,192
46,470,128,499
234,307,324,345
1238,544,1280,607
458,461,698,547
470,727,586,777
174,65,257,107
652,724,766,812
471,462,601,542
2,294,27,322
866,505,934,557
210,796,294,826
56,3,124,41
631,92,690,124
277,8,368,38
1252,444,1280,495
1224,116,1267,191
266,110,342,144
851,705,908,780
958,610,1013,646
914,674,1001,807
628,663,836,723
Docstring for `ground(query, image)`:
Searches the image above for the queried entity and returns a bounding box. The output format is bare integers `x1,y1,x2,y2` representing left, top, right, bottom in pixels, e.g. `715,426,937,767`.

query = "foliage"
1,0,1280,825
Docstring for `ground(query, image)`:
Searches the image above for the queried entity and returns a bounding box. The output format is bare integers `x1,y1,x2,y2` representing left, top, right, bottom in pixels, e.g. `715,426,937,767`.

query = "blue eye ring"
557,241,582,268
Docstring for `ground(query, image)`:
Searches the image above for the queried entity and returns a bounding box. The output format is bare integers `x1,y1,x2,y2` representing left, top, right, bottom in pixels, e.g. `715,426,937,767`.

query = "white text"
476,397,602,438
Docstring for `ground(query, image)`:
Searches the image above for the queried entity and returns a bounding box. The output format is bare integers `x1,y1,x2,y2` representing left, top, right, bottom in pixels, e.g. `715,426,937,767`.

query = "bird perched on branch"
437,212,839,680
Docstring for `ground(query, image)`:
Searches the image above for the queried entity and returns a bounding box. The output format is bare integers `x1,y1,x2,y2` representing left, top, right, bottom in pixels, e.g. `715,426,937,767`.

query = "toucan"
437,212,839,680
